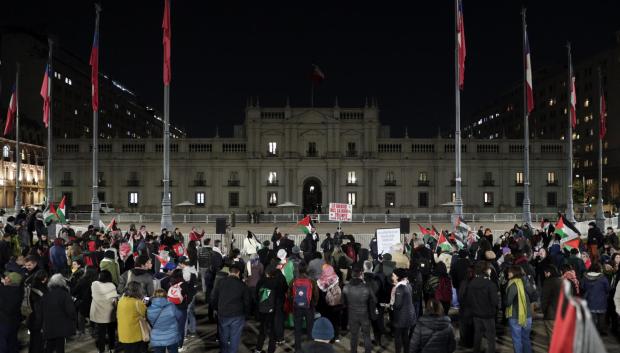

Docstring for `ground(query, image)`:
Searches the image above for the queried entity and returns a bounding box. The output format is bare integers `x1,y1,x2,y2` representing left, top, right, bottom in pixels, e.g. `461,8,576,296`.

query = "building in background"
52,102,567,216
0,27,185,146
465,31,620,206
0,138,46,209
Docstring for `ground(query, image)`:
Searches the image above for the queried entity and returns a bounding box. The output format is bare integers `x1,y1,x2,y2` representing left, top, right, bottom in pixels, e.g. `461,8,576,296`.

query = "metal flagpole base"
161,195,173,231
91,194,100,227
595,200,605,231
522,199,532,226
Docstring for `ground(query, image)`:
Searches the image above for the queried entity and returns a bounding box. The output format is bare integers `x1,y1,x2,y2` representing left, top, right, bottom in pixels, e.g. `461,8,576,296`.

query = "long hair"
124,281,144,299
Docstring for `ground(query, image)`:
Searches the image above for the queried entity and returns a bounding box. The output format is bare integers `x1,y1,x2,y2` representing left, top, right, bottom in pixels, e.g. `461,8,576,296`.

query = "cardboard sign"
329,202,352,222
376,228,401,254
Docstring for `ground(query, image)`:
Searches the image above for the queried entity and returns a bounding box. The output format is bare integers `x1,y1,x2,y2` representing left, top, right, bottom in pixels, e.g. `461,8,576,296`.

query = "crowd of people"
0,207,619,353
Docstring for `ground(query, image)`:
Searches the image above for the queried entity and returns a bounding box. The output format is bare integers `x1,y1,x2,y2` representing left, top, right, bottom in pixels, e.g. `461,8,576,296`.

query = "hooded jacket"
147,297,179,347
90,281,118,323
343,277,375,318
410,315,456,353
41,283,76,339
581,272,610,312
100,257,121,286
118,267,154,297
463,275,498,319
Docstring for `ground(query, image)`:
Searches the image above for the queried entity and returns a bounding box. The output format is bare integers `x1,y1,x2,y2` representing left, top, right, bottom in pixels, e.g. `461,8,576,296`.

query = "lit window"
586,179,593,186
74,109,78,115
347,171,357,185
268,192,278,207
604,157,608,165
483,192,494,206
418,171,428,182
195,192,205,206
268,142,277,156
128,192,139,207
2,146,8,158
547,172,556,185
268,171,277,184
515,171,524,185
385,192,396,208
347,192,357,206
451,192,456,203
584,99,590,108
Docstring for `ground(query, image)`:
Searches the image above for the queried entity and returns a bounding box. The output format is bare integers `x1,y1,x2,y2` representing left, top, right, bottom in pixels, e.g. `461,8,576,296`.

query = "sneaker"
178,347,185,352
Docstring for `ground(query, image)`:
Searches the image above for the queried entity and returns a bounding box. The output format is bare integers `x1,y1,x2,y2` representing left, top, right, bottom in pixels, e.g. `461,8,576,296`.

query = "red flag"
311,64,324,84
569,62,577,128
524,29,534,114
417,224,430,235
4,84,16,136
41,65,51,128
457,0,466,89
600,93,607,139
162,0,172,85
89,10,100,112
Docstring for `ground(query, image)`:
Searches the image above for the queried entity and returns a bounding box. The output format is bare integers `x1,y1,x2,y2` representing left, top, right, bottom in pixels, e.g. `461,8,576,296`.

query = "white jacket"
242,237,259,256
90,281,118,324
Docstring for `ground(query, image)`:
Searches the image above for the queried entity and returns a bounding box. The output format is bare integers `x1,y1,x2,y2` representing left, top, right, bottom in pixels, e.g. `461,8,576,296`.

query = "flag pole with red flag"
310,64,324,107
595,66,606,229
521,8,533,226
161,0,173,231
89,3,102,227
453,0,466,227
44,38,54,206
565,42,576,222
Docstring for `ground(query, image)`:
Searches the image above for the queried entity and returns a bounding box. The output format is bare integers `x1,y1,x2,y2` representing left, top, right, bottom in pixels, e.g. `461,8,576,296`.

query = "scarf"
390,279,408,306
317,264,338,291
563,270,580,295
505,278,527,327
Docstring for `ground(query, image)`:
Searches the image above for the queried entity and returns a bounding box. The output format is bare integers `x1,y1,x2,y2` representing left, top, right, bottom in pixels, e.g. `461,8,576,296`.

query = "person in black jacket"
390,268,416,353
254,264,285,353
27,270,48,353
587,222,604,262
410,298,456,353
41,273,76,353
343,267,375,353
464,261,498,353
541,264,562,343
257,240,274,268
211,264,250,353
449,249,471,292
0,272,23,353
71,267,97,337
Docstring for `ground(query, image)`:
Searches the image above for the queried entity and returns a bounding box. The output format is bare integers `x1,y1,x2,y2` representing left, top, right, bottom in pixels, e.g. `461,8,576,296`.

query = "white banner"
328,202,352,222
376,228,401,255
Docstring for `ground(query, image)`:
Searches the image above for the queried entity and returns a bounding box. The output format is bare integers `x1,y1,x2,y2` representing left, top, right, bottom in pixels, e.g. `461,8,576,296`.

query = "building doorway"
302,177,322,214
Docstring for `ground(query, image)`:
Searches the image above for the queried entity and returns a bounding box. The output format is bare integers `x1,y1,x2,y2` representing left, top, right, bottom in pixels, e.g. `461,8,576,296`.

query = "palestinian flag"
456,217,471,232
107,218,117,231
417,224,431,235
43,202,58,223
57,196,67,224
437,233,452,252
277,260,295,285
297,215,312,234
555,214,581,250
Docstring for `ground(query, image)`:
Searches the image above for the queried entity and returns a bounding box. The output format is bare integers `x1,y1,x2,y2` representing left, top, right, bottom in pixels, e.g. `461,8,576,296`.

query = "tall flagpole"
14,64,21,214
46,38,54,206
566,43,575,222
595,66,605,230
453,0,464,224
521,8,532,226
90,4,101,227
161,0,173,231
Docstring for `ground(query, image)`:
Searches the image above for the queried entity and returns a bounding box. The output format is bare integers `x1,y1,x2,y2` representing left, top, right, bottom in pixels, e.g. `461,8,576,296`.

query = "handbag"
135,300,151,342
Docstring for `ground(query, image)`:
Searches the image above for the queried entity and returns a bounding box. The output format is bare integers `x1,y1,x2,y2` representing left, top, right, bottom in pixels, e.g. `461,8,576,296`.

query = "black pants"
44,338,65,353
29,329,44,353
293,308,314,351
473,317,496,353
123,342,144,353
256,313,276,353
274,307,285,341
394,326,411,353
0,322,19,353
348,314,371,353
95,323,116,353
323,306,341,340
371,305,385,344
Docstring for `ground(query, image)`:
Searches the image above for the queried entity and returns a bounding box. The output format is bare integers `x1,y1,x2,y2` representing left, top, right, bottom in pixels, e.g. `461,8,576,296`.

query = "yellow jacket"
116,296,147,344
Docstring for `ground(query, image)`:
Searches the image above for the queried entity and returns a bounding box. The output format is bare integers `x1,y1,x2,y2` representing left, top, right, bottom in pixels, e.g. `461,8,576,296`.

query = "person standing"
41,274,76,353
100,250,120,286
291,263,319,352
410,298,456,353
581,262,610,334
505,266,533,353
0,272,24,353
254,265,284,353
116,282,147,353
464,261,498,353
301,317,336,353
342,267,375,353
540,265,562,343
26,270,48,353
90,270,118,353
211,264,250,353
148,289,179,353
390,268,416,353
587,222,604,263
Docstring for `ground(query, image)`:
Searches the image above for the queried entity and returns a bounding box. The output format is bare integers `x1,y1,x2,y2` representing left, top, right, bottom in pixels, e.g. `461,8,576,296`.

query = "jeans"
473,317,495,353
176,307,188,348
293,308,314,351
256,313,276,353
185,298,197,335
349,314,372,353
508,317,532,353
219,316,245,353
152,344,179,353
95,322,116,353
0,323,19,353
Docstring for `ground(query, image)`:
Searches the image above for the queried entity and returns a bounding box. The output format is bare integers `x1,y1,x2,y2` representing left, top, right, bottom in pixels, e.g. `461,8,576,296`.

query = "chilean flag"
569,62,577,128
600,92,607,139
41,64,51,128
4,84,16,136
311,64,325,84
89,14,99,112
162,0,171,86
457,0,466,89
524,30,534,114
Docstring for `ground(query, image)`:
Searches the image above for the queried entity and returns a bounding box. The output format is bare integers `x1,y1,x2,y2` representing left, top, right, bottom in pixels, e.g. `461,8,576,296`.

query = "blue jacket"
147,298,179,347
581,272,610,312
49,245,67,272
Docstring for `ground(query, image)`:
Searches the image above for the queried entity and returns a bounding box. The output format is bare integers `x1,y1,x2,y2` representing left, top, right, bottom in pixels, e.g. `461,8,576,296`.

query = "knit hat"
312,317,334,341
292,246,301,254
4,272,23,286
277,249,287,260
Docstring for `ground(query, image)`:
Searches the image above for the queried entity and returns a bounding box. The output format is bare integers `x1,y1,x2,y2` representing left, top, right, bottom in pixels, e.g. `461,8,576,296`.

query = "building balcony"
384,180,397,186
547,181,558,186
346,181,358,186
266,152,278,158
159,180,174,187
418,180,430,186
306,151,318,157
267,180,279,186
515,181,524,186
483,180,495,187
346,150,358,157
194,179,207,187
127,179,140,187
228,180,240,187
60,179,74,187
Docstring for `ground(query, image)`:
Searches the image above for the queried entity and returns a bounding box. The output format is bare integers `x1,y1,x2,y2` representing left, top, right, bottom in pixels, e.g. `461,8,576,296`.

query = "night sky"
3,0,620,137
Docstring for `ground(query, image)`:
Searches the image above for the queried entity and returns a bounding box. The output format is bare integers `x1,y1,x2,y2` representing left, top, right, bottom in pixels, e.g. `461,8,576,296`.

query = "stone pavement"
19,294,620,353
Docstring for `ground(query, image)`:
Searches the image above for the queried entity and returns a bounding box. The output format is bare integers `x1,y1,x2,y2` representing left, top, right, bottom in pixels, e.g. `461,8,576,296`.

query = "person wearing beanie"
100,250,121,286
301,317,336,353
0,271,25,352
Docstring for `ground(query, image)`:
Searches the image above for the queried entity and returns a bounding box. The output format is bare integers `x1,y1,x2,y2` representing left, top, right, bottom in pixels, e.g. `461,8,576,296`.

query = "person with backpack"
197,238,213,296
425,262,453,316
118,255,154,297
343,266,375,353
255,264,283,353
40,274,76,353
148,288,179,353
0,272,24,353
211,263,250,353
390,268,416,353
25,269,47,353
316,263,343,342
90,270,118,353
291,262,319,352
320,233,335,262
410,298,456,353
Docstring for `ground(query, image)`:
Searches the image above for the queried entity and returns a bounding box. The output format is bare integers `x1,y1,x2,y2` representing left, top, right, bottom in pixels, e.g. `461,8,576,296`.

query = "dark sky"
4,0,620,137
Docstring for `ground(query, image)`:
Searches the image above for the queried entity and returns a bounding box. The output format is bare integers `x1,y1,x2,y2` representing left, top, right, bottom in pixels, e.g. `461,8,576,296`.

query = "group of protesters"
1,206,620,353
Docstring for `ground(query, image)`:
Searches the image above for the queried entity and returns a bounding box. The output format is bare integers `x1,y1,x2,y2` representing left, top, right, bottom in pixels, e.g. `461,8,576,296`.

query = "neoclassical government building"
51,102,568,214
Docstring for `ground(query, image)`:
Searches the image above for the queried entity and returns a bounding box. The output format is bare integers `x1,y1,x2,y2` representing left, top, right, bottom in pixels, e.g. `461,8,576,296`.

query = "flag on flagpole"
600,93,607,139
417,224,431,235
437,233,452,252
569,61,577,128
524,29,534,114
41,65,51,128
89,11,100,112
4,84,16,136
456,216,471,232
297,215,313,234
162,0,171,85
311,64,324,84
554,214,581,250
56,195,67,224
43,202,58,223
457,0,466,89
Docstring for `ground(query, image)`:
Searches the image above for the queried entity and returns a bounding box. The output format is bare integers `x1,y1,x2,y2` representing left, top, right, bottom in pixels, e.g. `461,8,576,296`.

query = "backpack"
167,282,184,304
435,276,452,303
21,285,43,318
413,256,433,277
258,287,276,314
292,278,313,309
325,284,342,306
